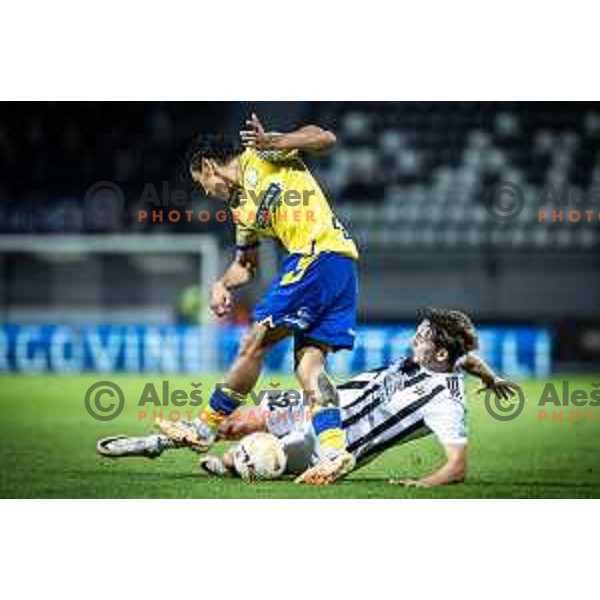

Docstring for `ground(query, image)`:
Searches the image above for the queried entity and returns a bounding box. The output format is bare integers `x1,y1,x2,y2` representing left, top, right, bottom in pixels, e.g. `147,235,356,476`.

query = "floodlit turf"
0,373,599,498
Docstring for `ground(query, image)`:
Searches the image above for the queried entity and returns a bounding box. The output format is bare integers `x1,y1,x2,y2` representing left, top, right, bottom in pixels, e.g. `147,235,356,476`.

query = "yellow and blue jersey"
233,147,358,352
233,148,359,261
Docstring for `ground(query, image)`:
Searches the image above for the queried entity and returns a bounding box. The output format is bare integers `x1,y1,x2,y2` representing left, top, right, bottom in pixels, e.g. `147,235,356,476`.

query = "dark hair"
187,134,243,173
418,307,479,364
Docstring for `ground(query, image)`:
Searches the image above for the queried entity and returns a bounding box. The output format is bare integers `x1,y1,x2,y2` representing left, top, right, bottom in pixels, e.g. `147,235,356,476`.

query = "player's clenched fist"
210,281,233,317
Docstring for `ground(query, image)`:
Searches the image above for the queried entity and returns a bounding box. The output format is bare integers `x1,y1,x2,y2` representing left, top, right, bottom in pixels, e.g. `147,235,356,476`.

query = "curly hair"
418,307,479,364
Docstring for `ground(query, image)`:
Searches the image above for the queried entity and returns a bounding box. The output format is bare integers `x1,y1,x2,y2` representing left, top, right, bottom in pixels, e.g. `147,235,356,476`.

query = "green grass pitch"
1,374,599,498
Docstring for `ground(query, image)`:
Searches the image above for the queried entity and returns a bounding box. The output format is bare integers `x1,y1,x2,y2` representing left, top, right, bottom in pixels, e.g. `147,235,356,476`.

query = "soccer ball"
232,432,287,481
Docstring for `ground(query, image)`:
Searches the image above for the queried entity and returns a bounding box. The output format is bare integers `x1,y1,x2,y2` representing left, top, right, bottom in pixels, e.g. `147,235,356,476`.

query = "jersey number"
332,216,352,240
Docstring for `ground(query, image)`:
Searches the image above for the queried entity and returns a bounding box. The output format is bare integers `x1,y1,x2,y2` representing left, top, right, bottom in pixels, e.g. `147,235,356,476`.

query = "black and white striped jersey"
338,357,467,463
264,357,467,473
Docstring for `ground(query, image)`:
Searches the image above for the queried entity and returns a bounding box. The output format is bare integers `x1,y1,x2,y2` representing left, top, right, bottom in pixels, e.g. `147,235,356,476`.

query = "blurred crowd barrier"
0,323,551,377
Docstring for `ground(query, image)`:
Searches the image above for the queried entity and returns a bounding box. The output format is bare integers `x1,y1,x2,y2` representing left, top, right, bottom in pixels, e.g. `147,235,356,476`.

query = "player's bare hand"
210,281,233,318
477,378,519,401
389,478,430,487
240,113,273,149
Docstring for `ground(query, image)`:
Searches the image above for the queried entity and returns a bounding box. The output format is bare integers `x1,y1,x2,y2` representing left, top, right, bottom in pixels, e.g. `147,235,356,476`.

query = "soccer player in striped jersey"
99,309,516,486
198,356,468,485
212,308,513,486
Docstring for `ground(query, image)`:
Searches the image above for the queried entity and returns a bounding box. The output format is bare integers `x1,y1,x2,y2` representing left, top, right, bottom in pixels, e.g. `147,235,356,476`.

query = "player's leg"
159,322,290,451
292,255,358,484
220,321,291,393
192,253,336,449
97,403,270,460
294,342,347,456
293,340,357,484
295,343,339,405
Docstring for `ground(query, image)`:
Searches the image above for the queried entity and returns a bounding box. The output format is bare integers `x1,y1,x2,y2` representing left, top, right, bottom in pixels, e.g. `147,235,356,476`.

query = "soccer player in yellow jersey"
160,114,359,484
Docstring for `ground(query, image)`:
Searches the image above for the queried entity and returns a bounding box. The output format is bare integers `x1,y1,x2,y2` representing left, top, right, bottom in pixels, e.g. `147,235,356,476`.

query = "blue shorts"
254,252,358,351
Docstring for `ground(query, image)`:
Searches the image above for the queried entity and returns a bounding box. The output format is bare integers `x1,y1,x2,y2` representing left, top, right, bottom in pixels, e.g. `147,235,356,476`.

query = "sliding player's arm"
391,443,466,487
210,246,259,317
240,113,336,154
390,382,469,487
460,353,518,400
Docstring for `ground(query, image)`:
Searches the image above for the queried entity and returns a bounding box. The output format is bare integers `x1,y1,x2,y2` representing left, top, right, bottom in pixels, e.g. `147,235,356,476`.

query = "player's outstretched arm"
460,353,518,401
240,113,336,153
390,443,467,487
210,247,259,317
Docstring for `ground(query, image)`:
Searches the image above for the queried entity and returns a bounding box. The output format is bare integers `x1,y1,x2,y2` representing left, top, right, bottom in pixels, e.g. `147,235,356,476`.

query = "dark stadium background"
0,101,598,373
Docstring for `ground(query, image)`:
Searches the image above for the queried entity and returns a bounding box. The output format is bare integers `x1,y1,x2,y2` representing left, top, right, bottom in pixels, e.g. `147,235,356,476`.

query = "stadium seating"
308,101,599,250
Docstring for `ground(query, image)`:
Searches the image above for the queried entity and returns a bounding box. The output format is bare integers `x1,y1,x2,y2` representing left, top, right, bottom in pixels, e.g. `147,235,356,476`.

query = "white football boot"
96,434,173,458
